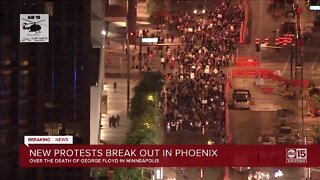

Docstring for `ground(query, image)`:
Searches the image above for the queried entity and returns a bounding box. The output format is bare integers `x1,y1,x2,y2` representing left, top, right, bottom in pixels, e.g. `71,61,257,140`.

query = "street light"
200,168,204,179
274,170,283,178
147,94,154,102
144,122,151,129
294,1,312,179
101,30,106,36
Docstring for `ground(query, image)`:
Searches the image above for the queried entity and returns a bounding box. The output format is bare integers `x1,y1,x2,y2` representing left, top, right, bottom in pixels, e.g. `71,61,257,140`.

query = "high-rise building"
0,0,105,179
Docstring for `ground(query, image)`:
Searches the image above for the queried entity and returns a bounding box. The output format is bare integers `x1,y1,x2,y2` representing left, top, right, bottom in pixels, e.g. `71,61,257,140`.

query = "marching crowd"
162,1,245,141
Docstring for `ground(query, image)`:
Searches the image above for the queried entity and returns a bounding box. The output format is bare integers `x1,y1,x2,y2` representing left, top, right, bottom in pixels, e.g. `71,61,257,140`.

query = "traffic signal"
256,44,260,52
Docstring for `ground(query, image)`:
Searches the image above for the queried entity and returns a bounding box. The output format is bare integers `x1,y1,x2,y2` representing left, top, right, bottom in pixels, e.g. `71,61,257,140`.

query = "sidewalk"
100,0,154,144
100,78,136,144
102,1,184,178
101,0,174,143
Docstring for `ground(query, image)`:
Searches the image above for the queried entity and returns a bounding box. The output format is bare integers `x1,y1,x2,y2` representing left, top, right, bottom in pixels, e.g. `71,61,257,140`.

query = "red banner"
20,145,320,167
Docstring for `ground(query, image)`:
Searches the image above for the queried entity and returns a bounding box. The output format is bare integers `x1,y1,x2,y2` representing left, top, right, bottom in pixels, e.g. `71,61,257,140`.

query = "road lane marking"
311,56,318,71
281,56,290,74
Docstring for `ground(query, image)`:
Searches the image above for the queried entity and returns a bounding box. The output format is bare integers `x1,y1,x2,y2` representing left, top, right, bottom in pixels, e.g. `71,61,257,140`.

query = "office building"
0,0,105,179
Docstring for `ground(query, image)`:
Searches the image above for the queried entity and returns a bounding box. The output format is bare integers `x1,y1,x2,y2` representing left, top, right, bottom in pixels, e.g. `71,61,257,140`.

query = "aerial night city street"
1,0,320,180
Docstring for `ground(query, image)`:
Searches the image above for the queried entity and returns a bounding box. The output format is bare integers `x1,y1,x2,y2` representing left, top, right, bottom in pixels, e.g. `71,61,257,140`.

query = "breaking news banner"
24,136,73,146
20,138,320,167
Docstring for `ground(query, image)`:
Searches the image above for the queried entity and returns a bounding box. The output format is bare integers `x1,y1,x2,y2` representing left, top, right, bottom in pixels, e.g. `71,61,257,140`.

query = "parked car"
248,171,270,180
233,89,251,109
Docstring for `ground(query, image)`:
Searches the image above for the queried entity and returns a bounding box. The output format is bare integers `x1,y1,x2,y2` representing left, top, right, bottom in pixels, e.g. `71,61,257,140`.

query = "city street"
228,0,320,179
239,0,320,79
103,0,320,179
163,133,224,180
160,1,226,179
229,77,305,180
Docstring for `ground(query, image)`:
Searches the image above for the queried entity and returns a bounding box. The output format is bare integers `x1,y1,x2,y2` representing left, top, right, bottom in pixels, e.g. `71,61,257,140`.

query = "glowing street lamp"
147,95,154,102
101,30,106,36
274,170,283,178
200,168,204,178
144,122,151,129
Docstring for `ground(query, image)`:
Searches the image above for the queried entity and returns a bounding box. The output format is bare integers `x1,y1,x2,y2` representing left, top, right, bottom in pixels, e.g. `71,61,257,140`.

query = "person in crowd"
113,82,117,92
108,116,112,128
112,115,116,128
159,1,244,142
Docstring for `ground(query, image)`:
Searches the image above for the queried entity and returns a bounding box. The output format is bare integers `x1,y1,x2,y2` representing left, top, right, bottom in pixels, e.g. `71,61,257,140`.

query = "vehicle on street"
258,135,276,145
232,167,251,172
193,4,206,14
248,171,270,180
232,89,251,109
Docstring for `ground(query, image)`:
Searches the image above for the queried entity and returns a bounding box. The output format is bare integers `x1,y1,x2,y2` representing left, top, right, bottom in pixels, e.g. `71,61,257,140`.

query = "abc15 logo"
286,148,307,160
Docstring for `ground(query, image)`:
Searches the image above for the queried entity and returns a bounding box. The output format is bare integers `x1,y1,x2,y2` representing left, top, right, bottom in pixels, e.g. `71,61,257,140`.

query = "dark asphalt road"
228,77,305,180
163,132,224,180
228,0,318,179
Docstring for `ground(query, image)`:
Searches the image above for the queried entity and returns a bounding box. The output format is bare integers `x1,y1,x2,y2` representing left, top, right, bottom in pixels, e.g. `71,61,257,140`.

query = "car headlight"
193,10,197,14
202,10,206,14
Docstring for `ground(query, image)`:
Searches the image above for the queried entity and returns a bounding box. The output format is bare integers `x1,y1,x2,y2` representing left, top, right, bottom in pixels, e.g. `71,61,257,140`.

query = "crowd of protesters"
161,1,245,143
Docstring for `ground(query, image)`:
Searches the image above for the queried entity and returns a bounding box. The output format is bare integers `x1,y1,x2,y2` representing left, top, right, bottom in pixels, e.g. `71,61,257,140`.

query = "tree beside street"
114,167,144,180
114,72,164,179
127,72,164,144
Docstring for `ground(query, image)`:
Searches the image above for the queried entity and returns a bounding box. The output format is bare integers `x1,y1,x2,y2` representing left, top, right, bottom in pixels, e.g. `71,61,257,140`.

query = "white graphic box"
20,14,49,43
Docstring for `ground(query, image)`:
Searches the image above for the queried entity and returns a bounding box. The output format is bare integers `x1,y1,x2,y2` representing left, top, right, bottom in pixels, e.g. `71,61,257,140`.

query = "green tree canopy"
113,72,164,179
113,168,143,180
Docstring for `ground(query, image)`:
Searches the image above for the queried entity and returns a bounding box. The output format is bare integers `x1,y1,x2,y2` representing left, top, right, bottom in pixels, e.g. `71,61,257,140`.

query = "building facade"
0,0,104,179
